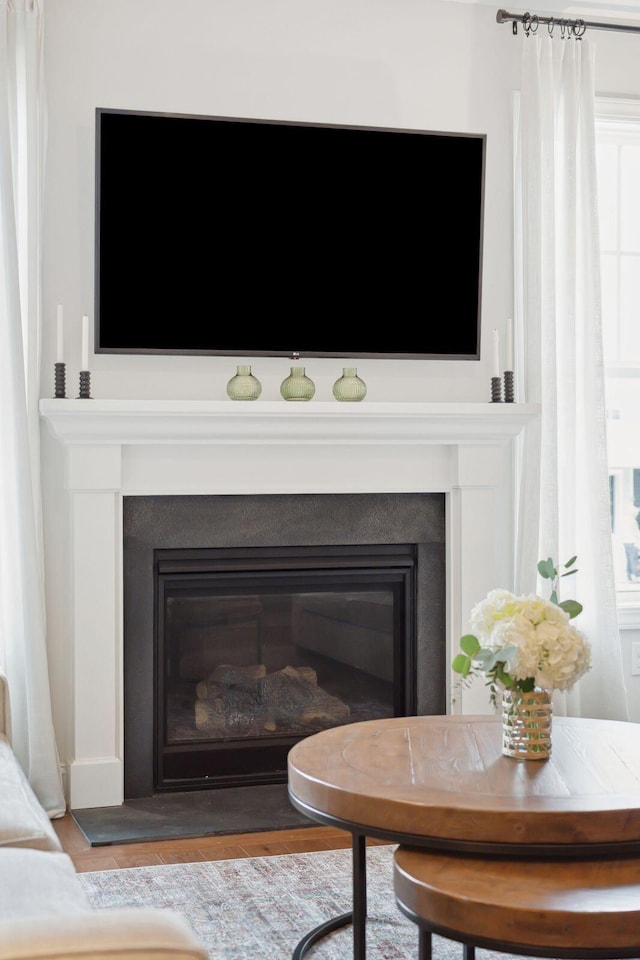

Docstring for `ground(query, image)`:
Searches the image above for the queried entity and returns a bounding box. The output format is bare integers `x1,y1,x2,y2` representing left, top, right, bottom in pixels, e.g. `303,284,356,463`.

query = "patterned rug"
78,844,533,960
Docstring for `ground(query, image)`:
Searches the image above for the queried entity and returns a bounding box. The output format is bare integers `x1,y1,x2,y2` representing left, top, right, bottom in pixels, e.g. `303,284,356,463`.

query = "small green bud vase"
280,366,315,401
332,367,367,402
226,365,262,400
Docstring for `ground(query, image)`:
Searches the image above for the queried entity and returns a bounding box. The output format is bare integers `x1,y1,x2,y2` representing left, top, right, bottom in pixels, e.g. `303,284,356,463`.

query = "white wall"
40,0,640,403
41,0,521,404
39,0,640,790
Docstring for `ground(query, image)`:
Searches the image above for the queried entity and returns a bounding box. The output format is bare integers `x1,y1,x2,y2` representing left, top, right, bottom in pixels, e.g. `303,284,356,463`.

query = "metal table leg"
291,831,367,960
352,832,367,960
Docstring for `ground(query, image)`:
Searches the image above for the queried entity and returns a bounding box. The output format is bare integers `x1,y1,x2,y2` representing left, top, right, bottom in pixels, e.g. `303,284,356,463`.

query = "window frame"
595,96,640,612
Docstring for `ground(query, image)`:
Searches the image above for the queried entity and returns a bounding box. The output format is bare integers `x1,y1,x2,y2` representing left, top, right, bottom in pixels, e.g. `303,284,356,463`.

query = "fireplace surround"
124,492,445,798
40,398,539,809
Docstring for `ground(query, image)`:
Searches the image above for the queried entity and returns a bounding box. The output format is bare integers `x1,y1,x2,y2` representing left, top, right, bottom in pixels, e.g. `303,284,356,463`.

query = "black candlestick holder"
54,362,66,398
504,370,515,403
78,370,92,399
490,376,503,403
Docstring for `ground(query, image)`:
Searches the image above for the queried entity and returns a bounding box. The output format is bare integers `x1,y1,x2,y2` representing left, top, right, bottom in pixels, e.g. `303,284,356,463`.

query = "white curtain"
0,0,65,814
513,34,630,720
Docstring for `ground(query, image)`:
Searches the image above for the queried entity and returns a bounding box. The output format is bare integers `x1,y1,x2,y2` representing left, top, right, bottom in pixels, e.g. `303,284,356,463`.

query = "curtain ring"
573,19,586,38
548,17,555,36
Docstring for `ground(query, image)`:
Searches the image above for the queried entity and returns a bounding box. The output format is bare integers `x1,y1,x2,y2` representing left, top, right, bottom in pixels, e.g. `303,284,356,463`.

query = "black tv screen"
95,108,485,360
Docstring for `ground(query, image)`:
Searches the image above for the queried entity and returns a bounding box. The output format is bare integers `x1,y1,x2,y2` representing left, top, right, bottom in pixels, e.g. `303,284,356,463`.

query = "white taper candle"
56,305,64,363
81,315,89,370
492,328,500,378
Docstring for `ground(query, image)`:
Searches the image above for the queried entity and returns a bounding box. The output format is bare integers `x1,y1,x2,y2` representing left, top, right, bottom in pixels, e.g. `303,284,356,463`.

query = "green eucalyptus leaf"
564,556,578,569
550,589,558,604
460,634,481,656
537,558,555,580
501,645,519,661
481,647,518,672
452,653,471,676
559,599,583,619
561,568,578,578
496,665,514,687
475,649,500,669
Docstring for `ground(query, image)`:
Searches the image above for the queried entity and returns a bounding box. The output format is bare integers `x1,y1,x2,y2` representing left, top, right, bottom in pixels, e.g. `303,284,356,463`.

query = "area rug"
78,845,535,960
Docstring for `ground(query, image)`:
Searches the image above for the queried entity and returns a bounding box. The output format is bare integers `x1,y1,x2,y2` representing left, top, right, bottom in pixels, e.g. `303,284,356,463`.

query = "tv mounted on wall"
95,108,486,360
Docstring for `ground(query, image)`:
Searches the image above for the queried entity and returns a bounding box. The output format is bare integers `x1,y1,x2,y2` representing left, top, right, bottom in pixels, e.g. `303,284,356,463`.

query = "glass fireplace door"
154,546,416,791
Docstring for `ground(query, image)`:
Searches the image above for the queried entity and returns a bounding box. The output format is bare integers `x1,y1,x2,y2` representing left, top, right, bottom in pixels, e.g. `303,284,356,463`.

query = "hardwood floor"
53,812,358,873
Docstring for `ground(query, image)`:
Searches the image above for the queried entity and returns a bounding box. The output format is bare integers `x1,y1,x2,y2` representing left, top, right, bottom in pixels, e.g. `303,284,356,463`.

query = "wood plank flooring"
53,812,362,873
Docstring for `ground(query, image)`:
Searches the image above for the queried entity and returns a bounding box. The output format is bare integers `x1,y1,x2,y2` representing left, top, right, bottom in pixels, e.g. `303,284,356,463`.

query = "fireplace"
124,492,446,799
40,397,536,810
155,543,417,790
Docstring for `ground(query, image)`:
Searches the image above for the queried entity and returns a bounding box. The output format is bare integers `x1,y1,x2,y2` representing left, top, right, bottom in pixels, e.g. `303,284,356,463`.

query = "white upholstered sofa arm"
0,908,208,960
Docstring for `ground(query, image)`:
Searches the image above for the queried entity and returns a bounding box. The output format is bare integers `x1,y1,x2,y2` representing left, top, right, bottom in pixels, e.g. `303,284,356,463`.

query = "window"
596,98,640,603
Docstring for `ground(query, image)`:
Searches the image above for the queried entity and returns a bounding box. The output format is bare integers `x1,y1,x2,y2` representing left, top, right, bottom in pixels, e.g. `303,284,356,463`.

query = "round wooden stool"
393,846,640,960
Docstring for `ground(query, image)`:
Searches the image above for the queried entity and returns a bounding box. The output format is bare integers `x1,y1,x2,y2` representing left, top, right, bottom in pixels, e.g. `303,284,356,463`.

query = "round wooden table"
287,714,640,960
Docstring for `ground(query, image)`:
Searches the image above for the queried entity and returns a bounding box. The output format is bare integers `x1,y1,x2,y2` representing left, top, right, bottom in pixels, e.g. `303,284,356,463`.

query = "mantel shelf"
39,398,540,446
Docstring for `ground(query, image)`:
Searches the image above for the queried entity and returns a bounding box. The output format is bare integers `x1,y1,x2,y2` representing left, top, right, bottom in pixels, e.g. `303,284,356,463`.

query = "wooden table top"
287,714,640,849
393,846,640,951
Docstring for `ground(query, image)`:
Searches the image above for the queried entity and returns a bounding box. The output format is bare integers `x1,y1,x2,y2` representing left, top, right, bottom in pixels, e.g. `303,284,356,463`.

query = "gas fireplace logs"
193,663,350,735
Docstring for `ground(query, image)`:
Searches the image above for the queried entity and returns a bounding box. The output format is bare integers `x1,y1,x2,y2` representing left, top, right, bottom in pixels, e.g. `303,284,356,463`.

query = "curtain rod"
496,8,640,34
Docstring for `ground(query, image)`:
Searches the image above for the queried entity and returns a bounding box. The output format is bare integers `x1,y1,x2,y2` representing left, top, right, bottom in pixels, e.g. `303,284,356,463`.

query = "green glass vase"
280,366,315,401
332,367,367,402
226,365,262,400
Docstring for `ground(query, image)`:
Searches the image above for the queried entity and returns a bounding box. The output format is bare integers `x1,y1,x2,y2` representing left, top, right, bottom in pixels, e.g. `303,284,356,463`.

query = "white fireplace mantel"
40,398,540,809
40,398,538,447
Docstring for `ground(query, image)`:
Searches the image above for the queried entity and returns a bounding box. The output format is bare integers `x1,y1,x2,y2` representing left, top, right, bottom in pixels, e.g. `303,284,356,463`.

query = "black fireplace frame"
155,544,417,791
123,493,446,799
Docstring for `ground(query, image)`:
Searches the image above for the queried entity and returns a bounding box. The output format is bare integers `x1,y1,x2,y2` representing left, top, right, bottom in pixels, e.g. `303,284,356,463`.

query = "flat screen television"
95,108,486,360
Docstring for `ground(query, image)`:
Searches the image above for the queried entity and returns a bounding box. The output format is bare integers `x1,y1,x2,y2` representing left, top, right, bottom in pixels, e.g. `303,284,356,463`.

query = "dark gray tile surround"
123,492,447,805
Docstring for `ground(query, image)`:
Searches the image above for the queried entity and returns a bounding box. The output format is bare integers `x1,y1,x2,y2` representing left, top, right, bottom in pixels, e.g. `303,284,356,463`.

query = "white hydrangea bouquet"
452,556,592,706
